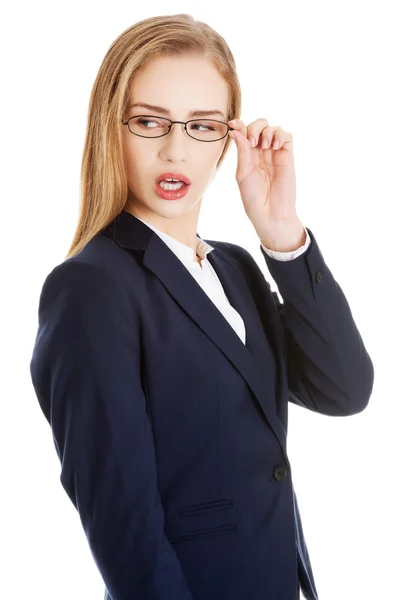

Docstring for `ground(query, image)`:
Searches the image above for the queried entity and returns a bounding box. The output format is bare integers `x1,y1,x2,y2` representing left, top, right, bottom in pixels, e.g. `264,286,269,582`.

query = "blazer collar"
133,214,215,263
101,210,288,456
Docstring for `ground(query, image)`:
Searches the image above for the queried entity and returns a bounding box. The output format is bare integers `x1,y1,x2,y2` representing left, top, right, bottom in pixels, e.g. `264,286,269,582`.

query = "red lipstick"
155,172,191,185
154,171,191,200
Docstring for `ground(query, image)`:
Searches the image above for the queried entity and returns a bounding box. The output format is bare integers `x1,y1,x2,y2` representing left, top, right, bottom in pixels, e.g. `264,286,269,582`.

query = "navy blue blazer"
30,210,374,600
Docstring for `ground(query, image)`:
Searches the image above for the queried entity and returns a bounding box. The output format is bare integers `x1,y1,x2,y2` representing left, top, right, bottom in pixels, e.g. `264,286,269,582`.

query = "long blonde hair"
65,14,242,259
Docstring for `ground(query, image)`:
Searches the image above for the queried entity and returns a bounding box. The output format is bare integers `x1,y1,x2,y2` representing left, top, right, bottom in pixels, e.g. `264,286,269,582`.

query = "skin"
122,54,230,267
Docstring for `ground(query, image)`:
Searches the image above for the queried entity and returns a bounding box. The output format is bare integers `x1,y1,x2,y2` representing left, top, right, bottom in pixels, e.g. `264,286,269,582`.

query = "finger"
228,118,247,138
228,128,252,181
245,118,270,147
260,126,283,149
262,130,293,151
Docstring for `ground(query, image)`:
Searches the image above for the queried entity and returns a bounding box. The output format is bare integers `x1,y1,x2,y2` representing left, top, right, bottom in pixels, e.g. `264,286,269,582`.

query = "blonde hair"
65,13,242,259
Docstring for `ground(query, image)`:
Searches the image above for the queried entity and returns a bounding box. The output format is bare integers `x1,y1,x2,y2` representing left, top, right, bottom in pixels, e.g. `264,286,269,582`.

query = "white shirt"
135,216,311,346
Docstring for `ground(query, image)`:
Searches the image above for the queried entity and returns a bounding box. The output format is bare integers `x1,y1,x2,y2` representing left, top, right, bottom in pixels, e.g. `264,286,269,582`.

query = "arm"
244,228,374,415
30,260,195,600
261,227,311,262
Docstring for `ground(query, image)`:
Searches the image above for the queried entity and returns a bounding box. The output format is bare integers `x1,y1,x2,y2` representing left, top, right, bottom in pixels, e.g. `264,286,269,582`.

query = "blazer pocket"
168,523,237,544
167,499,237,544
178,498,233,518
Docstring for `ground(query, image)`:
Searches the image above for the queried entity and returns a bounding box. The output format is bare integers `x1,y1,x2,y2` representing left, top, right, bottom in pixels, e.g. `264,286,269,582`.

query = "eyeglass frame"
121,114,234,143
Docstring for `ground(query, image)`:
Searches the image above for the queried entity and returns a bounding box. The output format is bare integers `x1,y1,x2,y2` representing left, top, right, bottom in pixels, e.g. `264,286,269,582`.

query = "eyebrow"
128,102,226,119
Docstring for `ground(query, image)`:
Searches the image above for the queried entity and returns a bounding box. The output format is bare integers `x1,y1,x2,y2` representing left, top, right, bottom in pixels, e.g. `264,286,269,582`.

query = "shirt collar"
134,216,214,263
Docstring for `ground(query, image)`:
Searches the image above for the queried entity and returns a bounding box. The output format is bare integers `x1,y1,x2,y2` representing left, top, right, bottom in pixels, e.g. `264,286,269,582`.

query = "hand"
228,117,300,245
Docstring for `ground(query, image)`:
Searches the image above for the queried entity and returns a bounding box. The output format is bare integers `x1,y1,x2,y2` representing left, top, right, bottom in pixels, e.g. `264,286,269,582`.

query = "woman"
29,13,374,600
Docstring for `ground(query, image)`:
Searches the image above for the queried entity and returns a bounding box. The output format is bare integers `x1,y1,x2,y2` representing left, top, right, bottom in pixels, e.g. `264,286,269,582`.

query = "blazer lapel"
101,211,288,455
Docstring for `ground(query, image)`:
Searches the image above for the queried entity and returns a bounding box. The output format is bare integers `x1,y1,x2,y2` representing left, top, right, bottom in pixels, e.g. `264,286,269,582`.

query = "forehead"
128,55,229,118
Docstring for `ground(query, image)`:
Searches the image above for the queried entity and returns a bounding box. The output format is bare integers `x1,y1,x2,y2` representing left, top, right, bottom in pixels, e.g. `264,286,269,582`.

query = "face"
122,54,230,245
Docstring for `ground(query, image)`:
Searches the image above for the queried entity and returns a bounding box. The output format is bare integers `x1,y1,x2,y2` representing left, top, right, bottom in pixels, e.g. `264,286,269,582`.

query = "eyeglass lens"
127,115,228,141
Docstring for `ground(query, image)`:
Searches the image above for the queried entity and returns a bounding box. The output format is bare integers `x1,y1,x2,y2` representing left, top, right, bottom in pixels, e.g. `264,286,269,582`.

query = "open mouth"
156,172,191,186
154,179,191,200
158,180,188,190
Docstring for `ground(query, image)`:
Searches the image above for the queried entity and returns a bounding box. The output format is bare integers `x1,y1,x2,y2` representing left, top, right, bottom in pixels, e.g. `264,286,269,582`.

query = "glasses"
121,115,233,142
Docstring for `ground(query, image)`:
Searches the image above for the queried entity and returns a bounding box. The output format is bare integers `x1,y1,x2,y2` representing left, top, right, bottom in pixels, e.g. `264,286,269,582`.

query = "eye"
190,121,217,132
136,118,164,129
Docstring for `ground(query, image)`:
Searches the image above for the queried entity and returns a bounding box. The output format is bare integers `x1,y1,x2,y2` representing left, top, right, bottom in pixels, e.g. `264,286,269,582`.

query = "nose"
159,122,188,160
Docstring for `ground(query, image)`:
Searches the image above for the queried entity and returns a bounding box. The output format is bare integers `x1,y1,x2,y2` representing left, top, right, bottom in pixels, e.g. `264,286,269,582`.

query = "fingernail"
249,136,256,147
262,139,270,148
273,139,280,149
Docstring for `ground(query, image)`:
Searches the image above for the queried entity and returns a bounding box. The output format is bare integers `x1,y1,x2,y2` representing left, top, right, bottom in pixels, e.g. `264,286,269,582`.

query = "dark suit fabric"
30,210,374,600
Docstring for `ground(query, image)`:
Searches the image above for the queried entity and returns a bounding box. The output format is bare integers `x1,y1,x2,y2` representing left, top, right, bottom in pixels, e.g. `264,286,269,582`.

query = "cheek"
202,145,225,174
123,143,151,178
212,139,227,162
198,140,224,165
122,138,134,174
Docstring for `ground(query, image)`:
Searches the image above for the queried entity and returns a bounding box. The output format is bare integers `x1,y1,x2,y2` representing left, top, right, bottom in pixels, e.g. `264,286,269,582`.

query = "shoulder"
42,256,116,293
37,255,132,323
40,232,138,300
205,239,272,290
204,239,253,264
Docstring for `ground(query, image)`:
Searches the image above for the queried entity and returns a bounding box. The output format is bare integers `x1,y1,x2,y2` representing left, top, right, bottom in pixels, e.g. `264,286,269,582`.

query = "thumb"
229,129,252,183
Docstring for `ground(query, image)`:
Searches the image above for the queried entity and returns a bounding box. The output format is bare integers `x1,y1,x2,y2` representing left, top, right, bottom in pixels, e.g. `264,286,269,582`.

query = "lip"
156,172,191,185
154,180,190,201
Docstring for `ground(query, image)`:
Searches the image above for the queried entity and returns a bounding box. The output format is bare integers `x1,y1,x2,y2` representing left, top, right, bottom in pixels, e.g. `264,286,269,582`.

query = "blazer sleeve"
29,259,195,600
239,228,374,416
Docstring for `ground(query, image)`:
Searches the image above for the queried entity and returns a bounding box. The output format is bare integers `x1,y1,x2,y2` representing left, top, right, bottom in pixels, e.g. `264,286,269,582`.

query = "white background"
1,1,399,599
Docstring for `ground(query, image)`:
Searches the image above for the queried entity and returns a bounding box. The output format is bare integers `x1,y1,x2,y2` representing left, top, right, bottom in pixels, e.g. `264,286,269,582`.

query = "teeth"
159,180,185,190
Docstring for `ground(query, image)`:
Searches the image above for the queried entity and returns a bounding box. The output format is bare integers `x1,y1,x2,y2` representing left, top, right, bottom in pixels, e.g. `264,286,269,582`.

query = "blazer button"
273,465,288,482
316,271,323,283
